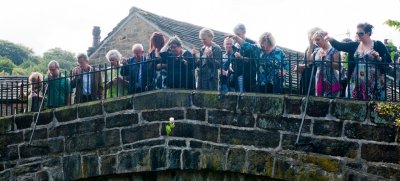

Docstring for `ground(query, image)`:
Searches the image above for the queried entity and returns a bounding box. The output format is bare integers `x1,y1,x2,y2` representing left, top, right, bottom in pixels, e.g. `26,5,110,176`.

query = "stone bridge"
0,90,399,180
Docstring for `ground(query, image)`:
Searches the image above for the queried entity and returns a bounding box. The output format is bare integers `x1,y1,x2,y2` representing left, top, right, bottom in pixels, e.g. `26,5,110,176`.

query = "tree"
384,19,400,31
42,48,76,74
0,57,16,75
0,39,34,65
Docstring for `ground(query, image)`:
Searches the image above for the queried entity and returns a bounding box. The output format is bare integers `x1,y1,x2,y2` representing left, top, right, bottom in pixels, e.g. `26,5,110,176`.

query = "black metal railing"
1,56,399,117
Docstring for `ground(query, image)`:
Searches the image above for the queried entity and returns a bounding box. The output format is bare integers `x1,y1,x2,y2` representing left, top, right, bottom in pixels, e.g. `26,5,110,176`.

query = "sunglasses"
356,32,365,37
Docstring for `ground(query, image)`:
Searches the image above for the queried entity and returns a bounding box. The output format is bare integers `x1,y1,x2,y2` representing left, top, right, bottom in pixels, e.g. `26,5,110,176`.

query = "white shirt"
82,72,91,95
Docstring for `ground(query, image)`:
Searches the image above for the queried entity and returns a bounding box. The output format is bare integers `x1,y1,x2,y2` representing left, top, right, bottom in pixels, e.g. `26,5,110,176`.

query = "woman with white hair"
196,28,222,90
231,32,288,94
105,49,128,98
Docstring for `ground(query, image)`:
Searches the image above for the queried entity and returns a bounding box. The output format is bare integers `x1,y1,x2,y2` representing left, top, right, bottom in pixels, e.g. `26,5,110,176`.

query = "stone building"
88,6,302,66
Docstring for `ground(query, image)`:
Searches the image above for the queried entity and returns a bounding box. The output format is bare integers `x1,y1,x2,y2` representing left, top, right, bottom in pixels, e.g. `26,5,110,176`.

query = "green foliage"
0,57,16,74
384,19,400,31
0,39,34,65
42,47,77,73
374,102,400,127
165,117,176,136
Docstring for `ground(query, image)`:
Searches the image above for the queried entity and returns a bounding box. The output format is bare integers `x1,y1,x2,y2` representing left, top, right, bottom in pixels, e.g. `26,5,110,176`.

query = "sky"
1,0,399,56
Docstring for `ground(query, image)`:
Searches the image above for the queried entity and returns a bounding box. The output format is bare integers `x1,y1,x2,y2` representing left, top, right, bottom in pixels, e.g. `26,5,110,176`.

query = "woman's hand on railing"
370,50,382,61
293,64,305,74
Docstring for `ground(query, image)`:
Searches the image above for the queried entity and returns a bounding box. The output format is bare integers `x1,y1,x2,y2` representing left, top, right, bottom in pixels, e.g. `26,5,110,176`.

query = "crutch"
295,62,316,146
28,83,48,146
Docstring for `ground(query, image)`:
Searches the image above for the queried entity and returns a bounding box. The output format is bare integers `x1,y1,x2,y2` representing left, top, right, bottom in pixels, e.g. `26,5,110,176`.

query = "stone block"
282,134,359,158
14,163,41,175
345,123,396,142
255,94,284,116
208,110,255,127
0,116,13,134
237,95,257,113
305,97,330,117
36,109,53,125
24,128,47,141
66,129,120,152
361,144,400,163
257,116,311,133
142,110,184,122
131,139,165,149
313,120,343,137
49,118,104,137
0,132,23,148
106,113,138,128
0,145,18,161
192,91,237,111
78,101,103,118
161,122,218,143
227,148,246,172
121,123,160,144
54,106,77,122
298,154,342,173
167,149,181,169
150,147,166,170
101,155,117,175
285,96,303,115
182,150,201,170
118,148,150,172
168,140,186,147
133,90,190,110
48,138,64,153
103,96,133,113
186,108,206,121
20,142,50,158
367,164,400,180
200,147,226,171
14,113,33,129
332,99,367,121
247,150,273,175
220,127,280,148
63,155,82,180
82,154,100,178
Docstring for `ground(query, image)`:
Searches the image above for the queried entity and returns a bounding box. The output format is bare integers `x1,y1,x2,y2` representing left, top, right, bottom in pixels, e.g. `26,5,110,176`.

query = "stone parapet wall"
0,90,399,180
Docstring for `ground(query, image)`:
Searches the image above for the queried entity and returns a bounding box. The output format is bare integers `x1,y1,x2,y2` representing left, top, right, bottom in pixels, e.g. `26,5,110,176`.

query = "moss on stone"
0,116,13,134
299,154,341,173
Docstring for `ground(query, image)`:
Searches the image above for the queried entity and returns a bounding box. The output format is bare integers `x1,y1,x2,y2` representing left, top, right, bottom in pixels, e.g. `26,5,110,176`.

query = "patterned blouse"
241,42,287,85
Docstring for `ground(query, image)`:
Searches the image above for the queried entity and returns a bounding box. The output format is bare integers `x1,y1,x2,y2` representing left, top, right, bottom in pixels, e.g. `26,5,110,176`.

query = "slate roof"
91,6,303,58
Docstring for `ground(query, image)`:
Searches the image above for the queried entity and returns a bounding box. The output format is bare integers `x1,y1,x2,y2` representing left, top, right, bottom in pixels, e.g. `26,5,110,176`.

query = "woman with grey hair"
104,49,128,98
195,28,222,90
232,23,257,92
231,32,288,94
160,36,195,89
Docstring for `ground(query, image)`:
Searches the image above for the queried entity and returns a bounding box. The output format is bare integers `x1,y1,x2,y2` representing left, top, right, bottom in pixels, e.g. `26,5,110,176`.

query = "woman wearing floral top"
232,32,288,93
308,30,341,97
327,23,391,101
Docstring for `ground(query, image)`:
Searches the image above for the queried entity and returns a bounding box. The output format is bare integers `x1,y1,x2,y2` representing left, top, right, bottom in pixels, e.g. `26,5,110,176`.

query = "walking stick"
295,63,316,146
28,84,48,146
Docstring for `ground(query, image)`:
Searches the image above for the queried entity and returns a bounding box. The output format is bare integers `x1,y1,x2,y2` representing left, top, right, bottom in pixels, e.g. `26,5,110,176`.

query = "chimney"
92,26,101,47
87,26,101,56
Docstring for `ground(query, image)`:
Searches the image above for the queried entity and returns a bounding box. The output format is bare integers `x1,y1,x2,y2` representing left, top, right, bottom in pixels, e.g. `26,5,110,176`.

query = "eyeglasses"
356,32,365,37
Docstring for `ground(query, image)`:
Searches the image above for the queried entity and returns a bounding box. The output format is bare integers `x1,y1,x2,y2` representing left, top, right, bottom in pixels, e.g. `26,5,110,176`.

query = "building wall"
89,14,160,66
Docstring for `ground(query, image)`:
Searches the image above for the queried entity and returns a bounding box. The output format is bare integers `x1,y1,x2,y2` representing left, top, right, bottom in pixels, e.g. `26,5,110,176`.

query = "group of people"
25,22,395,112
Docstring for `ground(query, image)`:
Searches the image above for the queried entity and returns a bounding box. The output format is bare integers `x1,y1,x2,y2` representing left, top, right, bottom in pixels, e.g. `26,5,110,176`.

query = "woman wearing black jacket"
326,23,391,100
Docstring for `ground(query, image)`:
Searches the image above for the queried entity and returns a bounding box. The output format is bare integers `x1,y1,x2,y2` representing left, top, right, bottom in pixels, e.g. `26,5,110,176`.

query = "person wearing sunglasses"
326,23,391,100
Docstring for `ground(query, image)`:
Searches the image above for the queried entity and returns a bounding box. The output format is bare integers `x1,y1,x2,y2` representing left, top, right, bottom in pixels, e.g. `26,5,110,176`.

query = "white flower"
169,117,175,124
